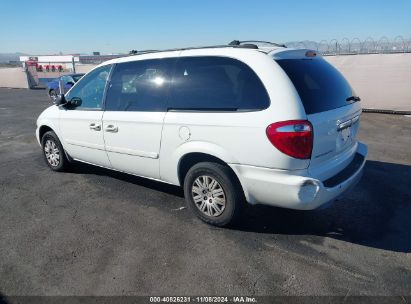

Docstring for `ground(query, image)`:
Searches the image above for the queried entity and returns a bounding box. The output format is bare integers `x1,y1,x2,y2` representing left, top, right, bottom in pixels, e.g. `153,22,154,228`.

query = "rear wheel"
183,162,244,227
41,131,68,172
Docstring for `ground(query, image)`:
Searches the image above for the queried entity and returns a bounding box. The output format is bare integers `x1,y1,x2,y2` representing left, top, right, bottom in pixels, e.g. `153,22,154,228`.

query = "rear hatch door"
276,54,362,179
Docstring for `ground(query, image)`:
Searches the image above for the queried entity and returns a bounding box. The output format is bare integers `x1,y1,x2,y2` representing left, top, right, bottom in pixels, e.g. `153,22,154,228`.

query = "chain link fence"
286,36,411,55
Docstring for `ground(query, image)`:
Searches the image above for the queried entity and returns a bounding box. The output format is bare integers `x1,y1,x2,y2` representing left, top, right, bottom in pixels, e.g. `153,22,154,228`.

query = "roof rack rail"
127,43,261,56
129,50,159,55
229,40,286,48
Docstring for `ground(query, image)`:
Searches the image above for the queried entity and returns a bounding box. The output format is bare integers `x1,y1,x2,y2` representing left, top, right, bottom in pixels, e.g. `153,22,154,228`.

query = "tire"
49,90,57,101
41,131,68,172
183,162,245,227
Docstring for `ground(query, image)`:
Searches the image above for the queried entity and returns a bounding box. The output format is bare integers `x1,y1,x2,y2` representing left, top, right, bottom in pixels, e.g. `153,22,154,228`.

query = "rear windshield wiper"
346,96,361,102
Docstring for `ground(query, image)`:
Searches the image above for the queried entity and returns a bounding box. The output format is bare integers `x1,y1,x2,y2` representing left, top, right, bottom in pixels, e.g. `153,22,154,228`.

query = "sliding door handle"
89,123,101,131
105,125,118,133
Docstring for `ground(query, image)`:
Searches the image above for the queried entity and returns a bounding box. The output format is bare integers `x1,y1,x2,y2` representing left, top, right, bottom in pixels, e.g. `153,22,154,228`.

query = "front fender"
36,106,61,146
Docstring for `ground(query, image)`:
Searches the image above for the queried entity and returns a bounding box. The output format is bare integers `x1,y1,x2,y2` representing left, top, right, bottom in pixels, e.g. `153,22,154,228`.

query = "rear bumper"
230,142,368,210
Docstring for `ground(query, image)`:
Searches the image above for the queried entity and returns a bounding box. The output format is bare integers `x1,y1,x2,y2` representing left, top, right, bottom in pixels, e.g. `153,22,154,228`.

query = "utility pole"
72,57,76,73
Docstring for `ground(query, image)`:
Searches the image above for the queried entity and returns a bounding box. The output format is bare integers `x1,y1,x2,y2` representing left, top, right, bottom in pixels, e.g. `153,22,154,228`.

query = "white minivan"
36,41,368,226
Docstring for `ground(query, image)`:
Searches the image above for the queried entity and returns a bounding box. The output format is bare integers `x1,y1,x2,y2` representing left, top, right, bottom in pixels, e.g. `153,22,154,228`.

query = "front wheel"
183,162,244,227
41,131,68,172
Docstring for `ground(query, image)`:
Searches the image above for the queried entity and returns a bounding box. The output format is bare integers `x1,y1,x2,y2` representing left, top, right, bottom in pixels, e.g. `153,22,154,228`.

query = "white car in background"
36,41,368,226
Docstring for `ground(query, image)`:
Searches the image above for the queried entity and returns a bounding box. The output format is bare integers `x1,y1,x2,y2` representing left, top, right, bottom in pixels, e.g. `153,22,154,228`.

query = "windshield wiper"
346,96,361,102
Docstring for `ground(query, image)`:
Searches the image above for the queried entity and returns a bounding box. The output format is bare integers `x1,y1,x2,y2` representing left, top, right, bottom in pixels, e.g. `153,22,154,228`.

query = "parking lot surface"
0,88,410,296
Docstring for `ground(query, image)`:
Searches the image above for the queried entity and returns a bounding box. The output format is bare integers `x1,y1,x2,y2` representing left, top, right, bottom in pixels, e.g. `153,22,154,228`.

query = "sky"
0,0,410,54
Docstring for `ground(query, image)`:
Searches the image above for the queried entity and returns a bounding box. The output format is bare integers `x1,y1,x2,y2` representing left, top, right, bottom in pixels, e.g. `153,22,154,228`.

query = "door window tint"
65,64,112,109
276,59,354,114
169,56,269,111
105,59,173,111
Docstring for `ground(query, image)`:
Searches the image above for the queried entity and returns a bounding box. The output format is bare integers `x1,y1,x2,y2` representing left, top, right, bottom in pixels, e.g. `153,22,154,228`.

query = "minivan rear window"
276,59,355,114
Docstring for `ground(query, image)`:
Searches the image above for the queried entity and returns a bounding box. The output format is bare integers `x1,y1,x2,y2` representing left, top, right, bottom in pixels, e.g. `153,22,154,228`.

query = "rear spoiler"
270,49,322,60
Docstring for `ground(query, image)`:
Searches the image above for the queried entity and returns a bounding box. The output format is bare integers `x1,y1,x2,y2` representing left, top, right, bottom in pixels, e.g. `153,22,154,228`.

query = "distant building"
19,53,126,88
19,54,125,71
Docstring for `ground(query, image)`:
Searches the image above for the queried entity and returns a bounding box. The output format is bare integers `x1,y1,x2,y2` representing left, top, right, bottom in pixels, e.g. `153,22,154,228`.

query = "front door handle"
89,123,101,131
105,125,118,133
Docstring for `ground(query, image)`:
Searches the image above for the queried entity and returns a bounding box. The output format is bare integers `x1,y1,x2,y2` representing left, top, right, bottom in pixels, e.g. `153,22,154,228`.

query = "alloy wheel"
191,175,226,217
44,139,60,167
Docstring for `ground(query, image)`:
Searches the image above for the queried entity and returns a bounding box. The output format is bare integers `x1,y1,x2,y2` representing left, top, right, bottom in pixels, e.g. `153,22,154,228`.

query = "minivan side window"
65,64,112,110
169,56,270,111
105,59,174,111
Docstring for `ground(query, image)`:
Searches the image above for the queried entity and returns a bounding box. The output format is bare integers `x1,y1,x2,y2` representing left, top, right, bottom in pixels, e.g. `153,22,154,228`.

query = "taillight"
266,120,313,159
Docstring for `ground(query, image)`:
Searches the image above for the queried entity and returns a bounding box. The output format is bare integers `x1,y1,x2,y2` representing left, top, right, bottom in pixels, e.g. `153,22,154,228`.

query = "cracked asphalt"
0,88,410,296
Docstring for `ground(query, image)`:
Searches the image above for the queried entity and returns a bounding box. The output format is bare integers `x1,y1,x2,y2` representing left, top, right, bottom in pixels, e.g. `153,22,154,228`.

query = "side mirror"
54,94,67,106
66,81,74,86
